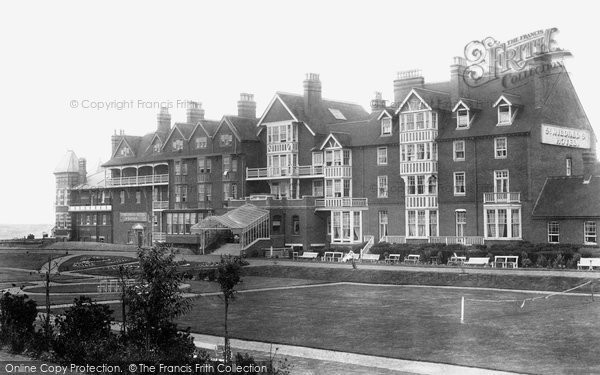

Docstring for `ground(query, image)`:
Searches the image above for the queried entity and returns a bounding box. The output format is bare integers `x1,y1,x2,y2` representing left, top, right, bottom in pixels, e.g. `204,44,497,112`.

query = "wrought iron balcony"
246,165,324,180
106,174,169,187
315,197,368,210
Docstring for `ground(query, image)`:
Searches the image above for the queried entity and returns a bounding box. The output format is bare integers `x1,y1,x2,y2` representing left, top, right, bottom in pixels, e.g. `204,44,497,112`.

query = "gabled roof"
161,123,192,151
275,92,369,135
377,109,393,120
532,176,600,218
190,119,220,140
54,150,79,174
144,133,164,153
318,132,348,150
215,116,259,142
324,110,399,147
493,94,523,107
112,136,140,158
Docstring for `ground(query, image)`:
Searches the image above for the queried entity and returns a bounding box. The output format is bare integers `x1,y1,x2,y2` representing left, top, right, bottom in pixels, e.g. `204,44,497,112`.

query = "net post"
460,296,465,324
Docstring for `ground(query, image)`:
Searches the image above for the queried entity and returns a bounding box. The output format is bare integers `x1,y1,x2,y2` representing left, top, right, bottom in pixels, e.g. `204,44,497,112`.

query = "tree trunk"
224,297,230,364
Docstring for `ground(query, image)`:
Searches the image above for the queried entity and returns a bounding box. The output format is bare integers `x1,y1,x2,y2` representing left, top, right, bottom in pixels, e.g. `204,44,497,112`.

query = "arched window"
428,176,437,194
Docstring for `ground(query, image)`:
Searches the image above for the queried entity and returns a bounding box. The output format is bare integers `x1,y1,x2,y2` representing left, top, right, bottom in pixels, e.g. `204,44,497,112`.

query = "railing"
406,195,438,209
399,130,437,143
267,142,298,153
324,166,352,178
246,165,324,179
315,197,368,209
197,173,212,183
107,174,169,187
152,201,169,210
361,235,374,256
429,236,485,245
152,232,166,243
68,205,112,212
400,161,437,174
483,192,521,204
379,235,406,244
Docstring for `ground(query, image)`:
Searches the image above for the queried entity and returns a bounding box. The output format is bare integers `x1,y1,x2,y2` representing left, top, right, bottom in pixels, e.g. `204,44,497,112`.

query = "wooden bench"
296,251,319,261
360,254,380,262
493,256,519,269
386,254,401,264
447,256,467,266
577,258,600,270
403,254,420,264
464,257,490,267
323,251,344,262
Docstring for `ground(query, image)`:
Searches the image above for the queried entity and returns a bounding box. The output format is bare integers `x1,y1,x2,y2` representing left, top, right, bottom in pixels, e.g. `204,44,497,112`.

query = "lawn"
176,283,600,374
0,252,66,270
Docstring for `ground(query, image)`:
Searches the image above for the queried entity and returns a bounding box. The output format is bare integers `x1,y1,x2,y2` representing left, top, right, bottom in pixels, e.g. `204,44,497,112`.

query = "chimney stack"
450,57,467,106
157,107,171,133
186,101,205,124
78,158,87,184
393,69,424,104
111,130,120,155
370,91,386,113
582,151,598,178
237,93,257,118
303,73,322,111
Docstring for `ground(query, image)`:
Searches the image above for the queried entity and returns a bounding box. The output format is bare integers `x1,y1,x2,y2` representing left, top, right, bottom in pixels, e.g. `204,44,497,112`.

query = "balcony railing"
399,130,437,143
68,205,112,212
429,236,485,245
246,165,324,180
107,174,169,187
406,195,438,209
483,192,521,204
315,197,368,209
197,173,212,183
152,232,166,243
152,201,169,210
267,142,298,153
400,161,437,174
324,166,352,178
379,235,406,244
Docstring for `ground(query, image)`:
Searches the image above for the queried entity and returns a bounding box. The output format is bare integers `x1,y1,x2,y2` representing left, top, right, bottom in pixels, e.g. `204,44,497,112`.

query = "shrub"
0,292,38,353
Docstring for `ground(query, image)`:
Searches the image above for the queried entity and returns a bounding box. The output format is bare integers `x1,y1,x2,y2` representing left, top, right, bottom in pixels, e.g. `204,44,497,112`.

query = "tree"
0,292,38,353
123,244,195,362
215,255,243,364
53,296,117,364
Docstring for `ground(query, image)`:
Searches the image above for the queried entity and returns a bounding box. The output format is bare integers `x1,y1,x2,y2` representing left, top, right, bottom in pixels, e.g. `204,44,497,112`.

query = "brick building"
56,56,600,250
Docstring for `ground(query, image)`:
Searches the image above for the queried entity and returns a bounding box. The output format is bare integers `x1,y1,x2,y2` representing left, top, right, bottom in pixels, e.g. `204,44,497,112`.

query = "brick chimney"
303,73,322,111
186,101,205,124
157,107,171,133
78,158,87,184
531,54,564,109
237,93,256,118
450,57,467,106
393,69,424,104
110,129,121,154
370,92,386,113
582,151,598,178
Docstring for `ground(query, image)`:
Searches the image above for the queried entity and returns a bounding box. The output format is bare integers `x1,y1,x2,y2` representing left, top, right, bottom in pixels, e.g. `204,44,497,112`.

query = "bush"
0,292,38,353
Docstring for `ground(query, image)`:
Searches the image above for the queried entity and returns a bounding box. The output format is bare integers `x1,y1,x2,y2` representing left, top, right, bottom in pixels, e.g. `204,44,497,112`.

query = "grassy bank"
242,265,600,293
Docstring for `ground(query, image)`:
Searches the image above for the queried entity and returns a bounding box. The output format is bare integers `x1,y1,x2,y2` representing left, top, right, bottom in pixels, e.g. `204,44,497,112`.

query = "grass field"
0,252,65,270
175,283,600,374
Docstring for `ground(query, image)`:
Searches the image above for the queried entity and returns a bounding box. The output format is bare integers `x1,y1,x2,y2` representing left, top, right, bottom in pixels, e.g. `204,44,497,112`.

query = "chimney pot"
157,107,171,133
393,70,424,103
303,72,322,111
186,101,205,124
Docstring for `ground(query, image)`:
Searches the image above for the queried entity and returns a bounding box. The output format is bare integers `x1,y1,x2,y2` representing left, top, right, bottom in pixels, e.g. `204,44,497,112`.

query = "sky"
0,0,598,225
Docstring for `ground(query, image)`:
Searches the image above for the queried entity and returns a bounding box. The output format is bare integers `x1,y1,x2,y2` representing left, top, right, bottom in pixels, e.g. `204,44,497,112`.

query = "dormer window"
493,95,519,126
119,146,131,157
457,109,469,128
498,104,512,125
381,117,392,136
195,137,207,149
172,139,183,151
152,142,161,153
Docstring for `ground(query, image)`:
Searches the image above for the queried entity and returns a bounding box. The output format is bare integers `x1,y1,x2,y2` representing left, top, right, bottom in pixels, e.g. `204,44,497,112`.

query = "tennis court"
179,282,600,374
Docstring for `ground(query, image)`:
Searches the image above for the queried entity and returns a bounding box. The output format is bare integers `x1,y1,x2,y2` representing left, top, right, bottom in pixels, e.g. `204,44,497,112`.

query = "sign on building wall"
541,124,591,149
120,212,148,222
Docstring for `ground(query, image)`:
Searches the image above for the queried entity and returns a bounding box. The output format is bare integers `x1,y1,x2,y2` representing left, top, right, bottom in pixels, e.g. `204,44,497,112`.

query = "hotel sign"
541,124,590,149
120,212,148,222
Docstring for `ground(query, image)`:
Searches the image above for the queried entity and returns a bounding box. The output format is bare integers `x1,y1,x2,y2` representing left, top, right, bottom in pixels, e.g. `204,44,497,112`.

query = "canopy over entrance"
191,204,270,250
